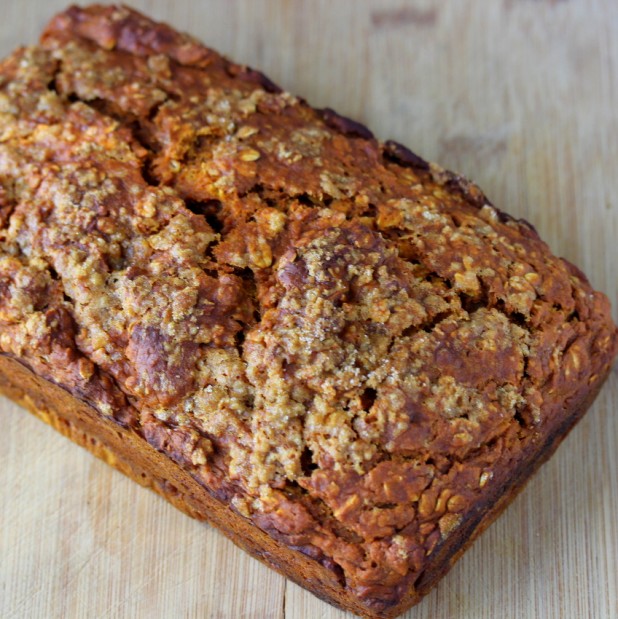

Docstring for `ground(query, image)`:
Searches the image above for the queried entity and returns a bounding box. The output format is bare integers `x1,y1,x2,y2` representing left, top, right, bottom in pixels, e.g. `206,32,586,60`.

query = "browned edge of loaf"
0,354,365,616
1,352,610,618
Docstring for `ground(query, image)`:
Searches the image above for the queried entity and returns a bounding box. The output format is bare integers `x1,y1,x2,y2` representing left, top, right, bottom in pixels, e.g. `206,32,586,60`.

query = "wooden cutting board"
1,1,616,618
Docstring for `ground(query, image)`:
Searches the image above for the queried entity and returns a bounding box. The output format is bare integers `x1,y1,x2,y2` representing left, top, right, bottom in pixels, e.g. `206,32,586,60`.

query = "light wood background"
1,1,617,618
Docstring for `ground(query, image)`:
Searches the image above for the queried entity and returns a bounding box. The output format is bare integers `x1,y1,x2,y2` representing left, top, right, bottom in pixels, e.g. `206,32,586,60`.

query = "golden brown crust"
0,5,616,617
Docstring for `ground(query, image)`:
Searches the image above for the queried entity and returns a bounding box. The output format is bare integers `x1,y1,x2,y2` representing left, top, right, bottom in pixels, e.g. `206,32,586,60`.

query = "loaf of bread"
0,5,616,617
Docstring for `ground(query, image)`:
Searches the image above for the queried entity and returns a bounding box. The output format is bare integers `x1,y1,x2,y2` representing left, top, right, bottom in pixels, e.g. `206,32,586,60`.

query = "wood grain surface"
1,1,617,618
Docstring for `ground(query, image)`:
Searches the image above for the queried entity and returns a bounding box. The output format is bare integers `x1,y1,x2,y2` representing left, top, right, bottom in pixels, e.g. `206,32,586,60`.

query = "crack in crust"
0,5,616,616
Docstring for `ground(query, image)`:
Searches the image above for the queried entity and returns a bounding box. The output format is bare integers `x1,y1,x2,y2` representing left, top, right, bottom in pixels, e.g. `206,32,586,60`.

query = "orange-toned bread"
0,6,616,617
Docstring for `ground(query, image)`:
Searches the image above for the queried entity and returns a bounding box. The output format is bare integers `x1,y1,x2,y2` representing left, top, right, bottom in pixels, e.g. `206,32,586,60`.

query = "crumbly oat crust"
0,5,616,616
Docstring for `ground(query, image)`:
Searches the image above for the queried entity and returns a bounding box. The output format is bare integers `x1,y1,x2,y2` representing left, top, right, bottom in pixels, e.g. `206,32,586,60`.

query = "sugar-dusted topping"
0,5,616,610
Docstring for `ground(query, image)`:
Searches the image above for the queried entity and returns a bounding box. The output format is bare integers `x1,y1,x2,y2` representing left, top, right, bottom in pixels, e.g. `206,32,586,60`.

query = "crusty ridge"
0,5,616,615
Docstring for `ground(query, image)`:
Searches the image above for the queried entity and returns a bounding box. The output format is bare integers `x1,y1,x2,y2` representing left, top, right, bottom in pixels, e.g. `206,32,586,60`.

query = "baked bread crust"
0,5,616,617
